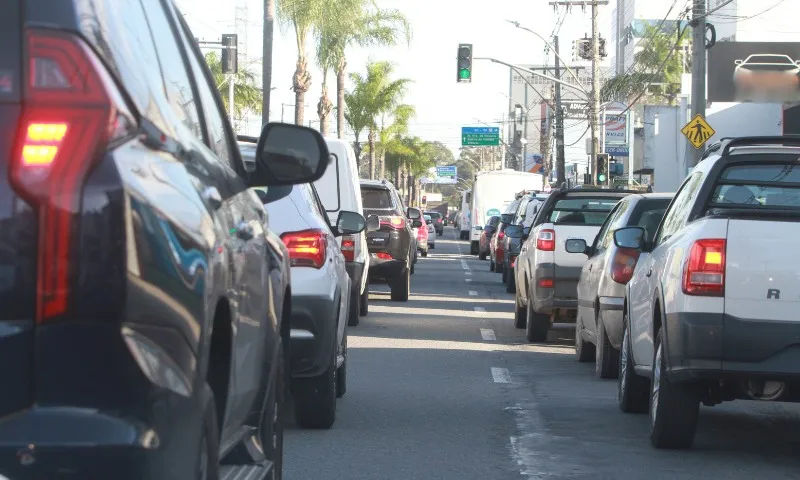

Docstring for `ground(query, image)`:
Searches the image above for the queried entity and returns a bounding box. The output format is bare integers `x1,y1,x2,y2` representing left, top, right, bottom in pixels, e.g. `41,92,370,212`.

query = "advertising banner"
708,42,800,103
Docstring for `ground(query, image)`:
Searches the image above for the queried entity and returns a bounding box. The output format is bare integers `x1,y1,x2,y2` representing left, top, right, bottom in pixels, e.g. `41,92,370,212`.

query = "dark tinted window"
425,212,441,219
139,0,202,140
549,197,621,226
712,163,800,209
361,188,395,209
628,198,670,243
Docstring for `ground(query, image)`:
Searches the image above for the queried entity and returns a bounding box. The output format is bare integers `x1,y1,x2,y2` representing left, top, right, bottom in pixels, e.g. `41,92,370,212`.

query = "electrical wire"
711,0,787,23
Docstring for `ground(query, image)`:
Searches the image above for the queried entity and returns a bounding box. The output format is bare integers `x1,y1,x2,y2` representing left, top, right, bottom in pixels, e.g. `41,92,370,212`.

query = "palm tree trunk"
317,70,332,136
367,129,376,179
379,152,385,179
336,57,346,139
292,56,311,125
261,0,275,123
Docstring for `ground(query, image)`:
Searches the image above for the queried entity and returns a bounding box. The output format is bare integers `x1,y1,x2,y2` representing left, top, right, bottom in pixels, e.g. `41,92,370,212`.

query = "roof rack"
718,135,800,157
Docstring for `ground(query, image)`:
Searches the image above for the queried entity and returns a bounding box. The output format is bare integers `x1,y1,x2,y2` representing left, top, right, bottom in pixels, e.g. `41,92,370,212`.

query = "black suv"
424,211,444,236
360,180,420,301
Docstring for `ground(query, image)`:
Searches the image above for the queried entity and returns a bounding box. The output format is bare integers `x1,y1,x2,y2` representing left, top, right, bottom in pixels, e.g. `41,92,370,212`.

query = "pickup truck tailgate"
724,218,800,366
553,225,601,298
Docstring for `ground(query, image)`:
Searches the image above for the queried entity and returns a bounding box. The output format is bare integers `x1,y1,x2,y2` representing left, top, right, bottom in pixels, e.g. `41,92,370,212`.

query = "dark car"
0,2,329,478
424,211,444,236
360,179,420,301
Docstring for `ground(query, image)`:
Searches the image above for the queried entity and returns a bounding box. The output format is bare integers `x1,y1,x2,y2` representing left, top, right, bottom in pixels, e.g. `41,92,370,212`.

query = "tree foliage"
204,52,262,123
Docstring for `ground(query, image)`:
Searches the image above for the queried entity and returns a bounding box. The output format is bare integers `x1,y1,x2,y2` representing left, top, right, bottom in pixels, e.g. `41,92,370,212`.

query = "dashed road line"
465,271,472,276
491,367,511,383
474,306,486,313
468,290,478,296
461,260,469,270
480,328,496,341
465,278,472,283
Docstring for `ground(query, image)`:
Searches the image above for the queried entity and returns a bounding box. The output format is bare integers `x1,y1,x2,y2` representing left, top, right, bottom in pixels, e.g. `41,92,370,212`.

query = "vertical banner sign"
603,109,630,157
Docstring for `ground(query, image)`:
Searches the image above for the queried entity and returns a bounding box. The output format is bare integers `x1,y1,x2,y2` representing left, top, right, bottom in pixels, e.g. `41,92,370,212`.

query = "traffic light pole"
689,0,707,168
554,36,565,186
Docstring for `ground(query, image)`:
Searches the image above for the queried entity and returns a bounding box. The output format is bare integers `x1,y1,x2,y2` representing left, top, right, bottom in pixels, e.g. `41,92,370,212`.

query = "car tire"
575,320,595,362
505,267,515,294
196,383,220,480
480,251,487,261
496,261,504,274
410,258,415,274
489,258,494,271
260,342,284,479
514,291,527,329
347,284,360,326
525,286,549,342
294,335,337,429
390,267,410,302
438,231,443,237
421,250,428,257
359,283,369,316
596,312,619,379
470,242,479,255
649,329,699,449
501,265,509,283
618,313,649,414
336,335,347,398
430,243,435,249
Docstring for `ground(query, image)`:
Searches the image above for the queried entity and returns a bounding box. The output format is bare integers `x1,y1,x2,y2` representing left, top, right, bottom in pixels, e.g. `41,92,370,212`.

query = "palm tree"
277,0,323,125
204,52,262,128
315,0,411,139
376,103,414,179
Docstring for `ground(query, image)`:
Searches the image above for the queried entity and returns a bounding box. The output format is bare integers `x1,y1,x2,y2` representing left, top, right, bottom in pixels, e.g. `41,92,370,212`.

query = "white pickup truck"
510,187,634,343
617,136,800,450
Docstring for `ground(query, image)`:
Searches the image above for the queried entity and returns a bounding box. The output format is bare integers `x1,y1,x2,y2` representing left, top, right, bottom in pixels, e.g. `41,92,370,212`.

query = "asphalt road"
284,226,800,480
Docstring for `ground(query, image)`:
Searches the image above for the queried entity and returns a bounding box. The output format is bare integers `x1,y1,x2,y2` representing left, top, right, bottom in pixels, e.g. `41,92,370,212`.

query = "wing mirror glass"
565,238,588,255
504,225,523,238
500,213,513,224
406,207,421,219
248,122,328,187
411,219,423,228
613,226,646,249
335,210,366,236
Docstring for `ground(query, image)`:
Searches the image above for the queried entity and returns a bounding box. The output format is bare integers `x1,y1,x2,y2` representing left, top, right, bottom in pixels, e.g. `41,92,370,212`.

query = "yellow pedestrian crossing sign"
681,114,716,149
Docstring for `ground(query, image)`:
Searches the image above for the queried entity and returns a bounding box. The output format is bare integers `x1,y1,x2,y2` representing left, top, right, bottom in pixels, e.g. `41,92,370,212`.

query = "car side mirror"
485,226,496,234
613,227,645,249
334,210,366,237
504,225,523,238
406,207,421,220
500,213,513,224
412,219,423,228
365,214,380,232
565,238,588,255
522,226,531,239
247,122,328,187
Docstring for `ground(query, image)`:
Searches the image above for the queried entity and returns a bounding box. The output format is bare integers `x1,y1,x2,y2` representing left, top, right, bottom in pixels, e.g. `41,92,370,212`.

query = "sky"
175,0,614,160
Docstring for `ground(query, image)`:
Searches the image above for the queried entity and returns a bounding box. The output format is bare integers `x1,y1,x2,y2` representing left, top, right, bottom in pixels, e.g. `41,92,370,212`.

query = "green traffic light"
459,68,471,80
598,174,606,182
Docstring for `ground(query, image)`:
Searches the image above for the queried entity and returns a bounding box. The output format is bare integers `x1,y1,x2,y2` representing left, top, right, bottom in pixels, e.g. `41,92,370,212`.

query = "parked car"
566,193,672,378
501,192,548,293
619,136,800,449
315,138,373,325
510,187,634,342
360,179,420,301
424,211,444,236
424,214,436,249
0,2,329,477
415,213,430,257
478,215,500,260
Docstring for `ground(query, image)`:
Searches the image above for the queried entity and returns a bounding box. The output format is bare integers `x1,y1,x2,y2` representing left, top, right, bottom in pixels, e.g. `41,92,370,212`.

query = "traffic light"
457,44,473,83
596,153,609,185
422,195,427,206
221,34,238,74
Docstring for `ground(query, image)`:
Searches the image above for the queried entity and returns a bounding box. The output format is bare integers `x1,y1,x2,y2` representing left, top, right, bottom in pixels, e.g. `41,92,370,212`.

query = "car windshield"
710,163,800,209
747,55,794,64
361,188,394,209
424,215,432,222
549,197,620,225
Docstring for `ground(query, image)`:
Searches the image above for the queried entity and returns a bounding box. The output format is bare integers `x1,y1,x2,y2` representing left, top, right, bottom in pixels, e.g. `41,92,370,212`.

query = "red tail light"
11,29,134,322
610,248,641,284
376,252,393,260
510,255,517,268
379,216,406,229
437,218,442,223
498,231,505,241
538,278,554,288
341,235,355,262
536,229,555,251
683,239,726,296
281,229,328,268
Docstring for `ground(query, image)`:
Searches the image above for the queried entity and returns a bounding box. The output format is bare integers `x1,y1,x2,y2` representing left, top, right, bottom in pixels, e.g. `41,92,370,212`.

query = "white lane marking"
465,278,472,283
461,260,470,270
480,328,496,341
468,290,478,296
465,270,472,276
491,367,511,383
474,306,486,312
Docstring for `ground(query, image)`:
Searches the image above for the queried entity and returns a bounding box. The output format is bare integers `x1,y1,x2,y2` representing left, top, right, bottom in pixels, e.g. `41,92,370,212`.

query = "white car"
424,214,435,249
618,136,800,449
733,54,800,102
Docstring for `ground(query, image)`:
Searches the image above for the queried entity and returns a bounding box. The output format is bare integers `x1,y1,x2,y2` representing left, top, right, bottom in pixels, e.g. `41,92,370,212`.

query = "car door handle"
201,186,222,210
646,268,652,277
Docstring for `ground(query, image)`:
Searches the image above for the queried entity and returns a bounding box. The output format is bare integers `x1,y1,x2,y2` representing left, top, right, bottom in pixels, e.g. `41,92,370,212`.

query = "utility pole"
262,0,275,124
554,36,566,186
689,0,707,168
549,0,608,185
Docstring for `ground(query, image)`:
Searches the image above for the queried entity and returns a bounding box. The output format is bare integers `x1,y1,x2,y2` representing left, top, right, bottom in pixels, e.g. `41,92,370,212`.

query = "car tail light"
281,229,328,268
379,215,405,229
510,255,517,268
437,218,442,223
498,231,505,241
538,278,554,288
610,248,641,284
376,252,392,260
536,229,555,251
341,235,355,262
683,239,726,296
10,29,134,322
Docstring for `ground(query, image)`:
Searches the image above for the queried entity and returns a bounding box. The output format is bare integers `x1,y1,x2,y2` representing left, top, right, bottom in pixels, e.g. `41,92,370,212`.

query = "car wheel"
514,286,526,329
505,267,515,294
489,258,494,271
501,265,508,283
496,261,504,274
293,335,337,429
410,257,416,274
197,383,220,480
430,243,435,249
260,342,284,479
596,312,619,379
470,242,479,255
479,251,487,261
575,318,595,362
649,329,699,449
390,267,410,302
421,250,428,257
525,285,549,342
336,335,347,398
359,283,369,316
347,282,360,326
618,314,649,413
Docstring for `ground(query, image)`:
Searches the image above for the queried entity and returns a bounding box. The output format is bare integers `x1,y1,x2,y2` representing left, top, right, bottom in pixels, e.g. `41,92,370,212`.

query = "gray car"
568,193,673,378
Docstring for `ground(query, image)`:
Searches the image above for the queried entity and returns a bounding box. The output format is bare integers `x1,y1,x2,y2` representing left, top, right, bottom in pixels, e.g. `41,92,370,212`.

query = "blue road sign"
462,126,500,146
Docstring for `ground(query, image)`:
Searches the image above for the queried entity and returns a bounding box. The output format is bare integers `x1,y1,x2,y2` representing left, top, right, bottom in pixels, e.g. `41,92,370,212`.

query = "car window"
627,198,671,243
139,0,202,140
656,172,703,245
361,188,394,209
307,184,333,231
593,201,625,254
424,215,432,222
548,197,620,226
709,162,800,210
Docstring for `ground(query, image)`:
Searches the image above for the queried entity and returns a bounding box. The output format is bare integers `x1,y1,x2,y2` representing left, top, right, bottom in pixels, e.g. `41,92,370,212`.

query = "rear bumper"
665,312,800,383
599,296,624,350
289,295,337,378
368,257,406,280
532,262,580,314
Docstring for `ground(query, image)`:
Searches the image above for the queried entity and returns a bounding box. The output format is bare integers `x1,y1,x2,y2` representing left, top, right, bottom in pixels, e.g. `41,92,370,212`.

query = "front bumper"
665,311,800,383
531,262,580,315
289,295,337,378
